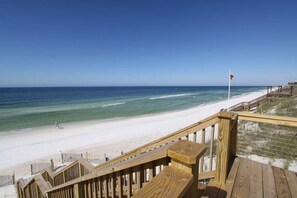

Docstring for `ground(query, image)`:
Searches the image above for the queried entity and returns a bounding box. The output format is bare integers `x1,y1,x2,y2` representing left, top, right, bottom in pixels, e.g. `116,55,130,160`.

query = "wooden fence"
0,173,15,187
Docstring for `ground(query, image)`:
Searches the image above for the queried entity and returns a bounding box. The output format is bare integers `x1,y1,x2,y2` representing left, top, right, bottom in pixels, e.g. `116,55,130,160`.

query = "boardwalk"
202,157,297,198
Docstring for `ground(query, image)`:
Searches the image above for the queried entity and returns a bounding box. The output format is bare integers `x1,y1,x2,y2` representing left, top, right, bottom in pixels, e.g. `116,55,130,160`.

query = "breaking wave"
149,93,192,100
101,102,126,108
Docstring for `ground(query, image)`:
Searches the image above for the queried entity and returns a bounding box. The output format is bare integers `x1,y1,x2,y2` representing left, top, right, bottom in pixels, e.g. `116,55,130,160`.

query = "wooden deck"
201,157,297,198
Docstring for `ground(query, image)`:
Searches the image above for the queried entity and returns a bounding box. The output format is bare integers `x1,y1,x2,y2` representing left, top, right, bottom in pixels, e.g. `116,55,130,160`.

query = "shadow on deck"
201,157,297,198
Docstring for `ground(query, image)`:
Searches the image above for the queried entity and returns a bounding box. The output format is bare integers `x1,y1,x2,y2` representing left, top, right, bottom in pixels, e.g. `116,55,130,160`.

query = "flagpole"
228,69,231,111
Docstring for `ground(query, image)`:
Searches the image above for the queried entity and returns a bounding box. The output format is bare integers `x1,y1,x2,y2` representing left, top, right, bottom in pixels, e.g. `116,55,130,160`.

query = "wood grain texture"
238,112,297,127
216,114,232,184
132,166,193,198
221,157,241,198
273,167,292,198
249,161,262,198
231,158,251,198
262,164,277,198
284,169,297,198
201,179,221,198
167,140,206,164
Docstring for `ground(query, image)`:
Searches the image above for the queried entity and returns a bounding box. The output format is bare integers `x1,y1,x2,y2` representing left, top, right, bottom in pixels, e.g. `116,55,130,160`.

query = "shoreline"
0,89,267,178
0,88,266,135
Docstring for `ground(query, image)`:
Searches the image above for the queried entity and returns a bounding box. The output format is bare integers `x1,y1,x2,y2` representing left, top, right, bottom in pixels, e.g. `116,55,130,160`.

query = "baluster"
103,176,108,198
193,131,197,142
83,182,87,197
109,173,116,198
148,162,155,181
126,169,132,197
93,180,96,198
136,165,144,192
88,181,93,198
116,171,123,198
209,125,215,171
98,178,102,198
200,128,205,172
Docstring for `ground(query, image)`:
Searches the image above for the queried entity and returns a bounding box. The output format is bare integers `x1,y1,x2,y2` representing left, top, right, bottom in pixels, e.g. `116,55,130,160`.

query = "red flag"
230,74,234,80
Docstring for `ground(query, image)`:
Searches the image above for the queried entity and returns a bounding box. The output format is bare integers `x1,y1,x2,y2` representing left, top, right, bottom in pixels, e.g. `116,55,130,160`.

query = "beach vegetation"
237,95,297,166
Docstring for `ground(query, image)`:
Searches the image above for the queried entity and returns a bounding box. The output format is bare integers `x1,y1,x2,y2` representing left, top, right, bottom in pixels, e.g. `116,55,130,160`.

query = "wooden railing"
229,85,295,112
134,141,206,198
18,112,238,197
20,111,297,197
94,113,220,179
229,94,268,111
48,158,94,187
236,112,297,161
18,158,95,198
238,112,297,127
17,159,94,198
18,174,51,198
47,141,206,198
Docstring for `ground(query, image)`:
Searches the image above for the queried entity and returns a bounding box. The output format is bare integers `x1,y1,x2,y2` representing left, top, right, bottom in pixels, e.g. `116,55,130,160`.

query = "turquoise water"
0,86,264,132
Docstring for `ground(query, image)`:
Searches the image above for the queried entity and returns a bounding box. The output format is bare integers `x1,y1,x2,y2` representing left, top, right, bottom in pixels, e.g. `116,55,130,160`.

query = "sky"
0,0,296,87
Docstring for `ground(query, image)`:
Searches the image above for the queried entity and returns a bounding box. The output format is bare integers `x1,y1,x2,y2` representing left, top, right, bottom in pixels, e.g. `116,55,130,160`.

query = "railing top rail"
238,112,297,127
50,158,94,178
95,113,219,170
34,175,51,196
17,178,27,190
47,142,172,192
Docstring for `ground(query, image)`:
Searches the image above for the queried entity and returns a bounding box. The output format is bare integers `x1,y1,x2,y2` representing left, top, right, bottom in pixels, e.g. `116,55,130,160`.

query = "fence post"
290,85,293,96
168,140,206,198
30,164,33,175
12,172,15,184
216,112,233,184
50,159,54,171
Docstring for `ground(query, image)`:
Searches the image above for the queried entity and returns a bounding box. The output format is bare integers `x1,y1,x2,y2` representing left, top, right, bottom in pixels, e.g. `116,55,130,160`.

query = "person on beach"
55,122,60,129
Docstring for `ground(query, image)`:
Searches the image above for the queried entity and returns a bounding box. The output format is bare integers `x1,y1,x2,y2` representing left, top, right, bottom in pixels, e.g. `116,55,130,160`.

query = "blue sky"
0,1,296,87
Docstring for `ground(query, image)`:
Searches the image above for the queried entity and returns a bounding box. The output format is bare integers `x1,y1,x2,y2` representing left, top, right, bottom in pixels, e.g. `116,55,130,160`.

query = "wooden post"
290,85,293,96
73,183,85,198
12,171,15,185
167,140,206,198
216,112,233,184
50,159,54,171
200,129,205,173
230,119,238,158
30,164,33,175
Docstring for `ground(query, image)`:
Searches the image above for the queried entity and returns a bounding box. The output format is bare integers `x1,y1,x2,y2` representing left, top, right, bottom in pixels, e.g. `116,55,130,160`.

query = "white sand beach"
0,90,267,179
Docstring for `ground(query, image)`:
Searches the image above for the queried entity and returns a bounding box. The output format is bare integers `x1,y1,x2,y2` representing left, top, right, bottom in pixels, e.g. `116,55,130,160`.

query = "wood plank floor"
201,157,297,198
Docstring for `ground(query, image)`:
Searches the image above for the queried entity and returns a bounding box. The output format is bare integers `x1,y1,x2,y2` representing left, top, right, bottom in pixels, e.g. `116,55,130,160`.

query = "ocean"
0,86,264,132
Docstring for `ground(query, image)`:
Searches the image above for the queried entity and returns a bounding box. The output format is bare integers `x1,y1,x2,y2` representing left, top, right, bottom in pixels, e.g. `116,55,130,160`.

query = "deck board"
262,164,277,198
273,167,292,198
201,179,221,198
219,158,241,198
249,161,262,198
284,169,297,197
231,158,251,198
201,157,296,198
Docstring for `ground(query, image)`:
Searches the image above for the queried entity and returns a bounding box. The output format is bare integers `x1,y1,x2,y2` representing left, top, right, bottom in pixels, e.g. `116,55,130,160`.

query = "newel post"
216,112,233,184
168,140,206,198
